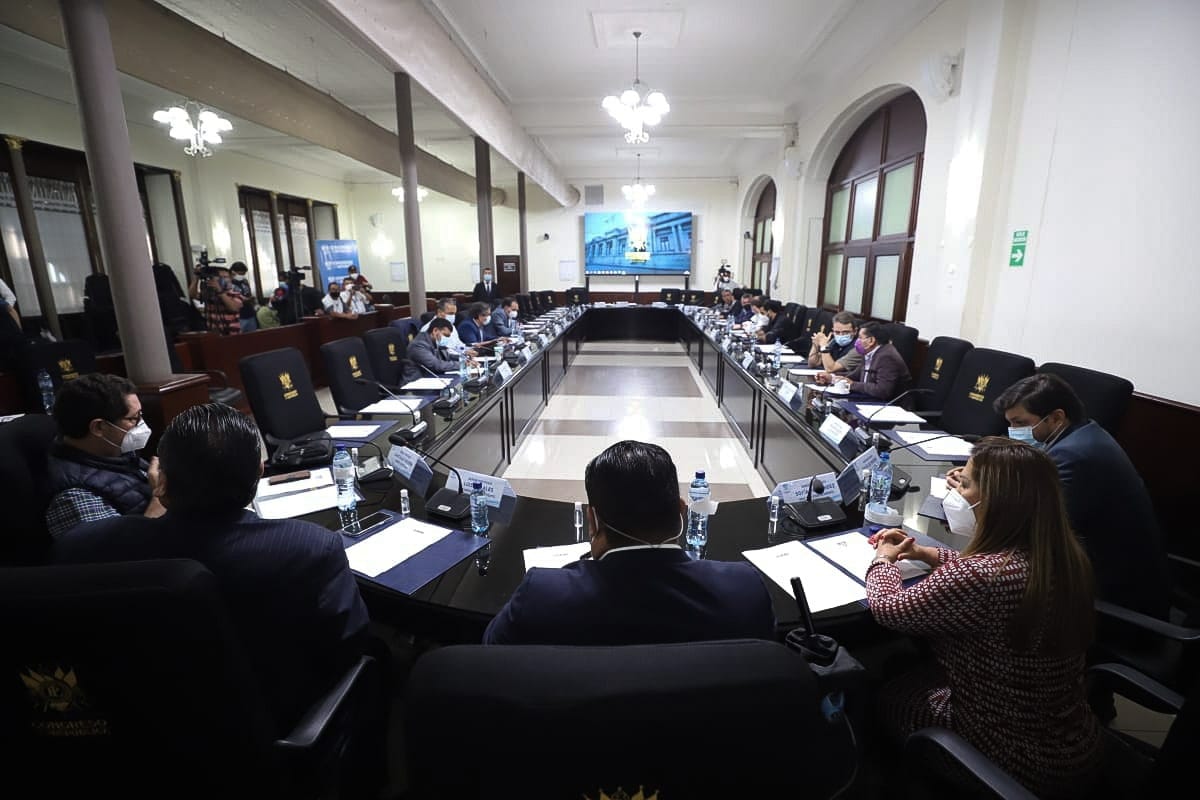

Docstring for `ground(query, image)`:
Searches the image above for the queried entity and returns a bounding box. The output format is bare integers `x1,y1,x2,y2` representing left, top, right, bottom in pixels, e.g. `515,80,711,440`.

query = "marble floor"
504,340,770,504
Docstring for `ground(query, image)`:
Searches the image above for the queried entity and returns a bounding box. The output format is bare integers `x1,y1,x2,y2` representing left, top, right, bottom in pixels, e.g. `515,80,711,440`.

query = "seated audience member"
866,438,1102,798
817,320,910,399
807,311,862,374
342,276,373,311
490,296,520,338
403,318,460,383
322,281,358,319
54,403,369,735
714,288,735,314
731,290,754,325
256,288,284,329
420,297,474,356
45,374,164,539
458,302,497,349
483,440,775,645
755,299,787,343
947,373,1168,618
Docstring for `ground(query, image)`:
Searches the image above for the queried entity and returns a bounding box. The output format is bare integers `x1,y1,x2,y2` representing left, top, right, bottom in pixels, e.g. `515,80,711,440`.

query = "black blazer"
761,313,788,344
846,342,910,399
472,281,501,303
483,547,776,646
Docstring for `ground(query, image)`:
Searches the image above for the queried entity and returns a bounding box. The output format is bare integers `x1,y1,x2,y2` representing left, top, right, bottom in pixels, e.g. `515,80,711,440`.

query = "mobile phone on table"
340,510,395,538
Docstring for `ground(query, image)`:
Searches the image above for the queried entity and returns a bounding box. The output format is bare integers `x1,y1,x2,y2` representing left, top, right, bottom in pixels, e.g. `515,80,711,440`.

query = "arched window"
818,91,925,321
749,180,775,291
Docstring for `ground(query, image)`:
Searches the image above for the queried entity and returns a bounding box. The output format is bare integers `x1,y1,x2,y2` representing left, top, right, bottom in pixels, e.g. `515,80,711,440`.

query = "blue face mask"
833,333,854,347
1007,425,1038,446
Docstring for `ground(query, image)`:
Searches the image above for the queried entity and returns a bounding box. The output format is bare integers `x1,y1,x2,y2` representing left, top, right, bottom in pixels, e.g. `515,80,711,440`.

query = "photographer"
342,277,373,311
713,260,740,293
190,254,243,336
229,261,258,332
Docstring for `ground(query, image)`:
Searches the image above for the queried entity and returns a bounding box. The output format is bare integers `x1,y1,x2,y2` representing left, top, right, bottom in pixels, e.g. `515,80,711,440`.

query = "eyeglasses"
121,412,144,425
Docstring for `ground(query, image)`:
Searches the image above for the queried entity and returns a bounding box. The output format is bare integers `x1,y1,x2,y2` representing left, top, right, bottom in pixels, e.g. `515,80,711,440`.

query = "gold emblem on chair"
583,787,659,800
968,373,990,402
387,343,398,362
279,371,299,400
349,355,362,379
930,356,944,381
20,665,110,736
57,358,79,380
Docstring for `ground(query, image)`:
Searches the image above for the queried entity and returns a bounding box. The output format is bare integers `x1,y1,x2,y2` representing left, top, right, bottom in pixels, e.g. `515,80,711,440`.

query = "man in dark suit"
818,320,910,399
458,302,498,350
472,266,501,304
959,374,1169,617
483,440,776,645
53,403,369,735
403,317,459,383
490,296,520,338
756,299,788,344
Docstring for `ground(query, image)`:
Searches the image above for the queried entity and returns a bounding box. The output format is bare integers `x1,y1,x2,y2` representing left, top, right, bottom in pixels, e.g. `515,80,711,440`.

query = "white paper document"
894,430,975,458
358,398,422,415
344,517,454,578
522,542,592,572
930,476,949,499
855,404,926,424
401,378,452,391
755,344,794,354
255,486,343,519
742,540,867,612
326,424,383,439
808,532,931,582
255,467,333,500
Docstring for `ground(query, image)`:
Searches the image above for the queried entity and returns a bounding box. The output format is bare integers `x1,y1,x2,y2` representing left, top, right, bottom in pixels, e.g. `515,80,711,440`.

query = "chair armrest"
197,368,232,388
904,727,1038,800
275,655,376,752
1087,663,1185,715
1095,600,1200,642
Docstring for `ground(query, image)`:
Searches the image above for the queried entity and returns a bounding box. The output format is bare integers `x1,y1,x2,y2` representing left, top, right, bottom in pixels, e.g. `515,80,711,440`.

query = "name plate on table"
446,468,516,509
538,334,550,347
777,380,798,404
742,352,755,369
819,414,852,445
386,446,434,495
771,473,843,504
528,341,539,355
497,361,513,381
518,349,529,364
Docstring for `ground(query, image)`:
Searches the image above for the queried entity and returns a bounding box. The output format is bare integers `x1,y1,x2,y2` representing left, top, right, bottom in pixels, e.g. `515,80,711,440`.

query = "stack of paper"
326,423,387,439
855,404,926,424
522,542,591,571
401,378,451,391
894,430,974,458
254,468,346,519
742,540,866,612
344,517,454,577
807,532,931,582
358,398,422,415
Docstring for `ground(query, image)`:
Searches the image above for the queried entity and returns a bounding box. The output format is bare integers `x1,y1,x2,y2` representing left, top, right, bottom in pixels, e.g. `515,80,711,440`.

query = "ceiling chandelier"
152,101,232,158
621,153,656,210
601,31,670,145
391,186,430,203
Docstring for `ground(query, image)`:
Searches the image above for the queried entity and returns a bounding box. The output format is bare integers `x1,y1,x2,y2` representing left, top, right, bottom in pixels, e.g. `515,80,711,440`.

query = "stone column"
3,136,61,339
518,171,529,293
474,136,494,282
394,72,427,313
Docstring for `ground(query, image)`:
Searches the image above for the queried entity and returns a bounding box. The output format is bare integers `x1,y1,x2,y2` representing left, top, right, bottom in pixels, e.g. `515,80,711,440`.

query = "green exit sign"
1009,229,1028,267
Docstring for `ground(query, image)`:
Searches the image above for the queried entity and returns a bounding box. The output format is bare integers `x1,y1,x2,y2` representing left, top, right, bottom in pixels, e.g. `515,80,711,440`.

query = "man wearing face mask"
946,373,1168,617
816,321,910,399
402,318,461,383
489,296,520,338
483,440,776,645
202,267,243,335
322,281,359,320
807,312,862,375
472,267,500,305
44,374,165,539
731,290,754,325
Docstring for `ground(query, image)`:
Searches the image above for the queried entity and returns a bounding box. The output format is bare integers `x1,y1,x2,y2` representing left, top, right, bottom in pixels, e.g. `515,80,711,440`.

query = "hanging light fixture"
392,186,429,203
621,153,656,210
601,31,670,145
152,100,232,158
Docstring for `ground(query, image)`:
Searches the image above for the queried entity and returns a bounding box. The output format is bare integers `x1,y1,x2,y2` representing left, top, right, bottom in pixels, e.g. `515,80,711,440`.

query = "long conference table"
290,305,967,644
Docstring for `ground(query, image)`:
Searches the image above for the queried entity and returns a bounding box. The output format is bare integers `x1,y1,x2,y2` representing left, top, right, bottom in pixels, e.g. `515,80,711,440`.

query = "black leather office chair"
418,310,436,326
682,289,706,306
929,348,1036,436
566,287,590,305
404,640,857,799
388,315,419,343
165,336,243,408
239,348,329,446
320,337,382,415
0,414,57,566
0,559,384,799
913,336,974,412
83,273,121,352
883,321,919,371
812,308,835,339
538,290,556,309
1038,362,1134,435
363,327,409,388
525,292,542,315
660,287,681,304
516,293,535,320
11,338,98,413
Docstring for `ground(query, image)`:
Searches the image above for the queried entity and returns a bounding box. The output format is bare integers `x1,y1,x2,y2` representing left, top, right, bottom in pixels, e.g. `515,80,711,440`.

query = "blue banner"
315,239,360,287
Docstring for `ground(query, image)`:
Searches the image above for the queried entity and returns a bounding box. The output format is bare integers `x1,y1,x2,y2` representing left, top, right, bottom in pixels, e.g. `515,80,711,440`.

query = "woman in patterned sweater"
865,437,1103,798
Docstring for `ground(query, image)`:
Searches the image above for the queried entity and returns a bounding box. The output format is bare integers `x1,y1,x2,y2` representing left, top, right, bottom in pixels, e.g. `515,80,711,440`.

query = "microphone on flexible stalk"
861,388,936,423
784,475,849,534
416,359,460,409
847,388,936,492
388,442,472,521
353,378,428,440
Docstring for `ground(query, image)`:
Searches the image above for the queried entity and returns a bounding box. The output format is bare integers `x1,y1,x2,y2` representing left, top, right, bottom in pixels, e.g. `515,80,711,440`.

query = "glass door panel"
843,256,866,314
870,254,901,319
823,253,843,307
880,163,915,236
850,177,877,240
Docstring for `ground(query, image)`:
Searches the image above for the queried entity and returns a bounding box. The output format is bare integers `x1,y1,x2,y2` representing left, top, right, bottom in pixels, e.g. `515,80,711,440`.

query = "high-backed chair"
83,273,121,351
404,640,857,799
418,310,436,326
884,321,920,371
913,336,974,412
0,414,57,566
11,339,98,413
812,308,835,338
538,290,556,310
165,338,243,408
319,337,381,414
785,305,817,351
682,288,706,306
515,293,535,320
0,559,384,799
1038,362,1134,435
931,348,1036,436
239,348,328,445
363,327,409,388
660,287,681,304
388,315,419,343
566,287,590,305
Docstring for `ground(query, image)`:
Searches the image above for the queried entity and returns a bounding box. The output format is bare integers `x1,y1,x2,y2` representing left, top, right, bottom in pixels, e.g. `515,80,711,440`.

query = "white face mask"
941,488,980,537
508,310,518,319
105,419,151,454
594,513,684,548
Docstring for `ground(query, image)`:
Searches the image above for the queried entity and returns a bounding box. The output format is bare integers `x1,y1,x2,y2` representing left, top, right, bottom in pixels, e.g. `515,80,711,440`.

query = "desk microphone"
785,475,848,533
415,360,460,409
848,388,936,492
400,444,472,521
354,378,427,440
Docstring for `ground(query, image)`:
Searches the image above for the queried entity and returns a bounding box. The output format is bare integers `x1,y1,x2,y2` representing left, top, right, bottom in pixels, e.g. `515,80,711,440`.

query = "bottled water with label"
867,451,893,513
37,369,55,413
772,341,783,374
686,470,711,549
399,488,411,518
332,446,358,529
470,481,489,533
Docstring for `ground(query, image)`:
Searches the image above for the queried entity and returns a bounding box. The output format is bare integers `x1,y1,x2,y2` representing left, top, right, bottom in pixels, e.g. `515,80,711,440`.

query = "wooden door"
495,255,521,296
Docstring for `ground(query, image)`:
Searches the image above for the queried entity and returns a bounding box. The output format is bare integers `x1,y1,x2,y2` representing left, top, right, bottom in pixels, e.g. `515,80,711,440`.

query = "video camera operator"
188,250,242,336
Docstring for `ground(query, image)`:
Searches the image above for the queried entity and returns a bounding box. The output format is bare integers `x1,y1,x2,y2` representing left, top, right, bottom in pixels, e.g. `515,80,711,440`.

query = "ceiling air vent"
584,184,604,205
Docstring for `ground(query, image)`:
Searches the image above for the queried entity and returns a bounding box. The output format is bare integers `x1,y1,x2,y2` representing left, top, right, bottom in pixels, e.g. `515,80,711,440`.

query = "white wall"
522,178,740,294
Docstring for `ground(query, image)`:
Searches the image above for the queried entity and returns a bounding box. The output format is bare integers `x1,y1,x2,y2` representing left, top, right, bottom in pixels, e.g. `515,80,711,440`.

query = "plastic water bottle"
458,353,468,383
399,488,411,518
37,369,55,413
867,451,893,513
772,340,782,374
332,446,358,529
686,470,711,548
470,480,489,533
767,494,781,543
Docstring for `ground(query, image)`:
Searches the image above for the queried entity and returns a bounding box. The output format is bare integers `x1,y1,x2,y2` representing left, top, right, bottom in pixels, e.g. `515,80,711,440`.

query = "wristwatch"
819,346,831,353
